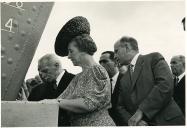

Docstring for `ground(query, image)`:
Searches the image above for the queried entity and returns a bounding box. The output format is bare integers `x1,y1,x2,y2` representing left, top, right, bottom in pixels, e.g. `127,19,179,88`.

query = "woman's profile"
53,16,115,126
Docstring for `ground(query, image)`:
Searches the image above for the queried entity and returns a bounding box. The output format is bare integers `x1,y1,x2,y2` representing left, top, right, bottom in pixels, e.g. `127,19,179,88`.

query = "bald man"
114,36,184,126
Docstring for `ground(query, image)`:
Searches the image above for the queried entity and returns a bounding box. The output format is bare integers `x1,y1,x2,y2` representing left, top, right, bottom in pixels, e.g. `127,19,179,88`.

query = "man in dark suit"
114,36,185,126
99,51,124,126
170,55,185,115
28,54,75,126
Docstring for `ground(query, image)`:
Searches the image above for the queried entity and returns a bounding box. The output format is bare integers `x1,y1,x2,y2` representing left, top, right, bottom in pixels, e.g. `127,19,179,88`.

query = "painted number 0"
5,18,13,32
16,2,23,8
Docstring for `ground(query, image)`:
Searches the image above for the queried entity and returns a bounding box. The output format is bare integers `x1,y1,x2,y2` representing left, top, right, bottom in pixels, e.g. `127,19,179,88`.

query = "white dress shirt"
56,70,65,87
130,53,140,72
111,72,119,93
178,72,185,83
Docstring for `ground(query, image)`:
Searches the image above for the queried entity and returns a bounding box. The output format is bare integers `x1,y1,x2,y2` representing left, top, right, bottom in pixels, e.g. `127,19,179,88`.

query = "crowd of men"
18,46,185,126
16,17,185,126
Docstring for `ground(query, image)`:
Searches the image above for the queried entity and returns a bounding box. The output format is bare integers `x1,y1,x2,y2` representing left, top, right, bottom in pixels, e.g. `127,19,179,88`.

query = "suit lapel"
130,55,144,92
58,71,67,89
179,75,185,84
178,75,185,89
113,73,123,95
120,71,132,93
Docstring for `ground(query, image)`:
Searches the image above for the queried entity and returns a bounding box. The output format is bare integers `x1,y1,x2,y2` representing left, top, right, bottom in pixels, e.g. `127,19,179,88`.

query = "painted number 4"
5,18,14,33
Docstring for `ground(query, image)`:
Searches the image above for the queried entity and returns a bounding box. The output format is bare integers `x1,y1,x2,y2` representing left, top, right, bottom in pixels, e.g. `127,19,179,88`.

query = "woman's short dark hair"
71,34,97,55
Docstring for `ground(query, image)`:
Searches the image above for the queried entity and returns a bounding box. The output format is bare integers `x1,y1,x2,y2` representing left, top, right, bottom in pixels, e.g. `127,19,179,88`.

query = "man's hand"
128,109,143,126
137,120,148,126
22,82,30,97
16,87,28,101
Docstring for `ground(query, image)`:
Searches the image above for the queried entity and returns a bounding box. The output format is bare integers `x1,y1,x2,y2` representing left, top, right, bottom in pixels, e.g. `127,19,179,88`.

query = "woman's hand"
58,98,90,113
39,99,59,104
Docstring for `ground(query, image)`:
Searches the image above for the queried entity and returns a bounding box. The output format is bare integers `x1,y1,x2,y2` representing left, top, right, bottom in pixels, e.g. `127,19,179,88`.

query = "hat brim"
55,32,73,57
54,16,90,57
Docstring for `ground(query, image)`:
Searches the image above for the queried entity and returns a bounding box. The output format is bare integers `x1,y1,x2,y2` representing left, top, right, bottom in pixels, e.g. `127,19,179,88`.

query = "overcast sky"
25,0,185,80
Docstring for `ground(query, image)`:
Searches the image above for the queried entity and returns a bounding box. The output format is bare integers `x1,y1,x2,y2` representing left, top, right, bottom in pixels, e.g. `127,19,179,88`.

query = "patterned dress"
58,65,115,126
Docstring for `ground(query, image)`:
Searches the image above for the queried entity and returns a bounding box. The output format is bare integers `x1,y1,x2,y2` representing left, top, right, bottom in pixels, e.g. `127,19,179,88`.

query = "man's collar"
111,71,119,81
130,53,140,66
56,70,65,86
178,72,185,82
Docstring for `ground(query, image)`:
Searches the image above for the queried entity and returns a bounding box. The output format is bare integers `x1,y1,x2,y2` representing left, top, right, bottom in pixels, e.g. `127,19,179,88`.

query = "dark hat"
55,16,90,56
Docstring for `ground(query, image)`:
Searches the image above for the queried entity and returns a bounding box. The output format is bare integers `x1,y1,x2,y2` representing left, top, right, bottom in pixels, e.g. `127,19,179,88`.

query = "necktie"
128,64,134,84
53,80,58,90
174,76,179,87
128,64,134,73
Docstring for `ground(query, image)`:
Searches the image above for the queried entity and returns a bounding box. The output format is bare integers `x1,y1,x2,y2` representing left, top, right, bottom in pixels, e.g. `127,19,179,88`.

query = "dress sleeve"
82,66,111,111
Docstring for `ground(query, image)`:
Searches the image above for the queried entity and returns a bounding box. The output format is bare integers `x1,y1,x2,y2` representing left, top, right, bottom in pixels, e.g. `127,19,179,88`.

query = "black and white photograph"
1,0,186,126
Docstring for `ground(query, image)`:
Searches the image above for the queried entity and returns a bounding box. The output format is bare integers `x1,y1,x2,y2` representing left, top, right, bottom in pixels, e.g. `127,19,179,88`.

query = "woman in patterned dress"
55,34,115,126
